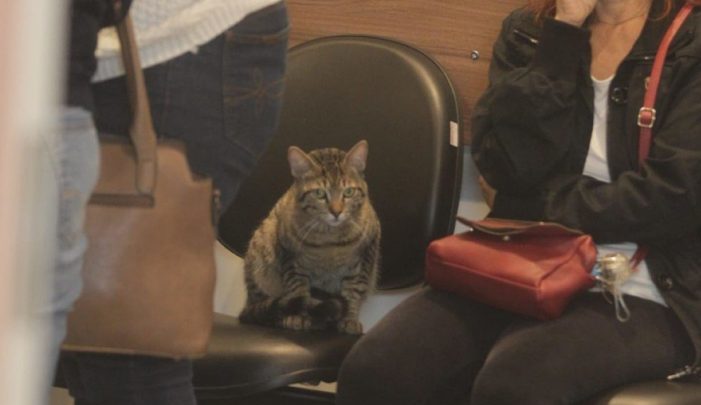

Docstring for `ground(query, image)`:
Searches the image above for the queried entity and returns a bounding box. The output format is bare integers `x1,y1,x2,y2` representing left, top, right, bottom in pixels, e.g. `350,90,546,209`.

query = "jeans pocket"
222,2,289,158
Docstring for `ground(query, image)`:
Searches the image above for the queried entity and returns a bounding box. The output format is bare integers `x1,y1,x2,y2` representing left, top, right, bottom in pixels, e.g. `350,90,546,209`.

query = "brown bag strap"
114,14,158,195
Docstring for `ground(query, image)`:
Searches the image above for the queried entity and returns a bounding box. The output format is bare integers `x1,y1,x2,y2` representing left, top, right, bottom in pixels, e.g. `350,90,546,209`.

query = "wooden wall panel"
286,0,525,142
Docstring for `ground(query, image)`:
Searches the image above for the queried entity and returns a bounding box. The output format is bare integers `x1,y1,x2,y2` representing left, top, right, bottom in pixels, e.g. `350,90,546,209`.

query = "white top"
93,0,281,82
583,75,666,306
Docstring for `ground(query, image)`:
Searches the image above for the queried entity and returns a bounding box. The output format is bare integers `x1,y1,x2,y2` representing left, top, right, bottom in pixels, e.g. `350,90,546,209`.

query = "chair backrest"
218,35,462,289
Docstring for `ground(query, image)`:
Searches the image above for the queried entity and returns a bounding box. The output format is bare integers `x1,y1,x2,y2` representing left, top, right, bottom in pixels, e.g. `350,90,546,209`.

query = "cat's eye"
343,187,357,198
313,189,327,199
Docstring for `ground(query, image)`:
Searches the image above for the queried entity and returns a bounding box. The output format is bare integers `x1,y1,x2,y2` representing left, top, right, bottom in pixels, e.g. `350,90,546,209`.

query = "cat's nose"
329,201,343,218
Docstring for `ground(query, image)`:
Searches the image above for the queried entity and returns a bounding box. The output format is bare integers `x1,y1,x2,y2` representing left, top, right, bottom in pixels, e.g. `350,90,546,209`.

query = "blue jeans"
46,107,100,404
61,3,289,405
51,107,100,336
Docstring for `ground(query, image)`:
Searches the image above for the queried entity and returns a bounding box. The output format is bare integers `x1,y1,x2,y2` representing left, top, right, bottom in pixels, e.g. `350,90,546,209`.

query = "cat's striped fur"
240,140,380,334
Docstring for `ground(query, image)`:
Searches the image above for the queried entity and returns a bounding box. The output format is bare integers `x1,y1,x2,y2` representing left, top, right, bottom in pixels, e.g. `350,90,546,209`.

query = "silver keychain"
592,253,633,322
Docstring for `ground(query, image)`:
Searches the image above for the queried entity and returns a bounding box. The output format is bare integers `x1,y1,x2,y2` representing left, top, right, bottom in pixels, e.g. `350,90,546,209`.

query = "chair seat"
192,313,359,399
587,380,701,405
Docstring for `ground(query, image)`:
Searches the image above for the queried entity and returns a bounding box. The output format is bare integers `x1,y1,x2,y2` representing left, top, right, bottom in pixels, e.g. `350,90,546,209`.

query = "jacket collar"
627,0,696,60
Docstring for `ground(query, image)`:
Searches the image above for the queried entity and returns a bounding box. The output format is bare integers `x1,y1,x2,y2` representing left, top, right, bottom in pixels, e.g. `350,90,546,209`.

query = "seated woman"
335,0,701,403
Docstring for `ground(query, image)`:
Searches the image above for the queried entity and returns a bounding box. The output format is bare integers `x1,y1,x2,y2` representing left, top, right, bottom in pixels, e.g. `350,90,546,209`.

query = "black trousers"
336,288,693,405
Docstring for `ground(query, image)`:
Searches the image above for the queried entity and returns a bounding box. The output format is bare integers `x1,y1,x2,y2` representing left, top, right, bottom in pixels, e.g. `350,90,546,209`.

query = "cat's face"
288,141,369,227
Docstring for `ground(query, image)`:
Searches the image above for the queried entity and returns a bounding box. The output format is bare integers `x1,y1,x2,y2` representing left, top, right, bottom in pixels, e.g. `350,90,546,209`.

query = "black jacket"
472,0,701,379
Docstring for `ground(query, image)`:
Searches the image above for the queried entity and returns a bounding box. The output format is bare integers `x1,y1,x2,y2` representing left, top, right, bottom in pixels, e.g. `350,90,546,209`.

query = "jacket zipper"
513,28,539,46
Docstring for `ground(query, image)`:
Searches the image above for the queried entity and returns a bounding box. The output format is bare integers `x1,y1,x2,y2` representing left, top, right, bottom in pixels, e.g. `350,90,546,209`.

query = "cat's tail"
239,298,281,326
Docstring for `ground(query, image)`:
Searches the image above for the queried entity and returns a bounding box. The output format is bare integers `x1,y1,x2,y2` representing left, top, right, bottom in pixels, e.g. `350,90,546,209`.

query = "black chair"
51,33,461,404
193,35,463,404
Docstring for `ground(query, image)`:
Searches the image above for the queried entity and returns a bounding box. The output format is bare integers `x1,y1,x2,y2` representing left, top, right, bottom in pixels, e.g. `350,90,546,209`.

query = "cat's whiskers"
347,218,366,238
297,218,321,245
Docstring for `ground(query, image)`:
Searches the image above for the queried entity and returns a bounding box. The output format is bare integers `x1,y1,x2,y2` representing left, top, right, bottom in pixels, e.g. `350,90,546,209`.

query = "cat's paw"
337,319,363,334
279,296,316,315
281,314,313,331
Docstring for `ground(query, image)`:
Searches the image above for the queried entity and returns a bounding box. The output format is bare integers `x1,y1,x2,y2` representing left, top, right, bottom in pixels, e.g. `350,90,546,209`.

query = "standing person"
58,0,288,404
49,1,131,403
336,0,701,404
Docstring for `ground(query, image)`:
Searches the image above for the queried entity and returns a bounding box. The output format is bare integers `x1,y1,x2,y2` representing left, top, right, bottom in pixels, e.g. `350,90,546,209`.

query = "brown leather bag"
61,15,217,358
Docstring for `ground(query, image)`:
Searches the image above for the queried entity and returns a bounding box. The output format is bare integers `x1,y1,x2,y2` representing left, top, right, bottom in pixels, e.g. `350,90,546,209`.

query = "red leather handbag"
425,3,695,320
426,218,597,319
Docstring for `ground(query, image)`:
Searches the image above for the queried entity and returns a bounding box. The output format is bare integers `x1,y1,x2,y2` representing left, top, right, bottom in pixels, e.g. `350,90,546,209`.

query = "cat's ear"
288,146,319,179
343,140,368,173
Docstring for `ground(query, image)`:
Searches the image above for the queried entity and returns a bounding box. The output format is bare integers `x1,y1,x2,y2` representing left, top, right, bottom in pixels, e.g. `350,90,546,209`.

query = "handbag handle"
114,13,158,195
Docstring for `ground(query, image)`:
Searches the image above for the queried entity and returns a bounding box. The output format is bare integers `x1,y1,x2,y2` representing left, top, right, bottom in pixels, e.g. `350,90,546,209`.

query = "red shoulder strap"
637,3,695,166
632,3,694,269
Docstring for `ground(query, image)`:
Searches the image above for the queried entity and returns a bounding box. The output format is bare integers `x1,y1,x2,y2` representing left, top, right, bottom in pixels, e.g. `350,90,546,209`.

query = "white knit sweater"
93,0,281,82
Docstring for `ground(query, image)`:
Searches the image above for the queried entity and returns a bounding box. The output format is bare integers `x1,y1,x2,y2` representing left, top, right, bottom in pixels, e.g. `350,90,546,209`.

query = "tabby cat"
240,140,381,334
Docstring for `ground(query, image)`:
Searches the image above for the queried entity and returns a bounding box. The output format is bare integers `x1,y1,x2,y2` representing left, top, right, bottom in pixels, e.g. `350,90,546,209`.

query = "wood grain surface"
286,0,526,142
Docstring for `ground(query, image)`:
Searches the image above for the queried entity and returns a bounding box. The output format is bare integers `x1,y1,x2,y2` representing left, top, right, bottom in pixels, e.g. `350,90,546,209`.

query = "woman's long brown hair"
527,0,699,21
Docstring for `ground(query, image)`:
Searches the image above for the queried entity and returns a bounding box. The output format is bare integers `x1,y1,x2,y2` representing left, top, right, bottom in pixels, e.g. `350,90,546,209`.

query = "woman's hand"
555,0,597,27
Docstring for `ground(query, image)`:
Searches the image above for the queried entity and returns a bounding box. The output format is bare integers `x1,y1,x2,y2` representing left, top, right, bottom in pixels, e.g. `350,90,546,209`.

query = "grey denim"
46,107,100,397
